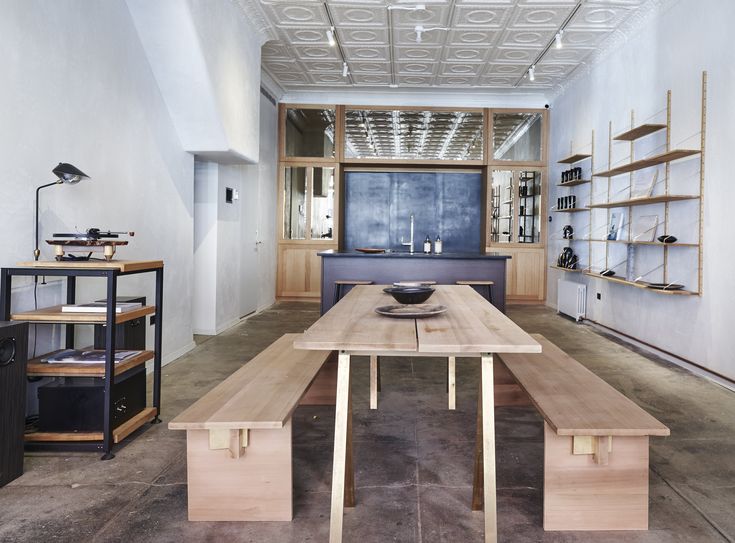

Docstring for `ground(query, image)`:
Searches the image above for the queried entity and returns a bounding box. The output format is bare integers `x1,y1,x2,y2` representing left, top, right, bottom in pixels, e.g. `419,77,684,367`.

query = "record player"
46,228,134,261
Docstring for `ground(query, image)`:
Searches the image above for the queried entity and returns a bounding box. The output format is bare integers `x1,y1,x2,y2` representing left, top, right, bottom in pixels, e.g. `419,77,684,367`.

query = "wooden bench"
169,334,344,522
474,334,669,531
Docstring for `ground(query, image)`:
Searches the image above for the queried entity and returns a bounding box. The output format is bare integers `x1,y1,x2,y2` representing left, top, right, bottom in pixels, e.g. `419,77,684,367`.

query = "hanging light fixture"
555,30,563,49
342,62,349,77
528,65,536,82
326,27,336,47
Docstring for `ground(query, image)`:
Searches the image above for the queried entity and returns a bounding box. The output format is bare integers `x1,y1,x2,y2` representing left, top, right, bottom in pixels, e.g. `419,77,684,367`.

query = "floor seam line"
650,465,734,543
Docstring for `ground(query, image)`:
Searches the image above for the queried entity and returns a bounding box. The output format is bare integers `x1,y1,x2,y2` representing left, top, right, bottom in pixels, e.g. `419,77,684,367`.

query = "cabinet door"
505,247,546,302
278,245,333,299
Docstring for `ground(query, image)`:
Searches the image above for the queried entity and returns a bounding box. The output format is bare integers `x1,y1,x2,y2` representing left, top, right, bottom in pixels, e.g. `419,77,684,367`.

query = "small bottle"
435,235,443,254
423,235,431,254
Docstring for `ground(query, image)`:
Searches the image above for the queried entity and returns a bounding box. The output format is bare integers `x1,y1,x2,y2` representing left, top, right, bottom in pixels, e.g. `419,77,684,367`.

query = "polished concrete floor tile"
3,302,735,542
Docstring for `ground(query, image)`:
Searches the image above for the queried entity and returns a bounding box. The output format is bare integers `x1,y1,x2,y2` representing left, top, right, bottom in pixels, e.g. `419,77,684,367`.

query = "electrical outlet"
596,293,601,300
150,315,156,326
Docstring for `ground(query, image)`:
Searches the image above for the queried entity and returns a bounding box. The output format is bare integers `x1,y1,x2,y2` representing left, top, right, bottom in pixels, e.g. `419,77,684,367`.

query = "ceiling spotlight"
387,4,426,11
413,25,447,44
327,27,336,47
528,65,535,81
342,62,349,77
555,30,563,49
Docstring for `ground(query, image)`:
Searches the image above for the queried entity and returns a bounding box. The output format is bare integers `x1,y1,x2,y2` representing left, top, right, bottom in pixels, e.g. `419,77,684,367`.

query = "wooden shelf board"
16,260,163,273
582,272,698,295
613,124,667,141
27,350,154,377
606,240,699,247
11,304,155,324
557,179,591,187
558,153,591,164
25,431,102,442
594,149,700,177
549,266,583,273
553,208,590,213
589,194,699,209
114,407,158,443
24,407,158,444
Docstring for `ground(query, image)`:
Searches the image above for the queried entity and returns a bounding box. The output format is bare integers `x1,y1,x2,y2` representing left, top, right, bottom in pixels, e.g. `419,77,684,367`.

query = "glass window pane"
311,167,335,240
285,108,335,158
283,167,307,240
491,170,514,243
493,112,543,161
517,170,542,244
344,109,484,161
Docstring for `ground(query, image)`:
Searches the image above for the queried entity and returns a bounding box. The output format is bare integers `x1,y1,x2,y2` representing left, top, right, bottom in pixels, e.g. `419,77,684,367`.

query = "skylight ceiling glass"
344,109,484,161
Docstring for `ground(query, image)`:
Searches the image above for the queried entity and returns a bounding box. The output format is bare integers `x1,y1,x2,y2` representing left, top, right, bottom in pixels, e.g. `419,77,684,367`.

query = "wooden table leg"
481,353,497,543
370,355,378,410
330,352,351,543
448,356,456,410
472,380,484,511
344,393,355,508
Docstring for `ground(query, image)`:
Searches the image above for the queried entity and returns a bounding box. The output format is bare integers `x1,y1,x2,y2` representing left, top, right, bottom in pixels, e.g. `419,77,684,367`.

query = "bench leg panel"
543,423,649,531
185,422,293,522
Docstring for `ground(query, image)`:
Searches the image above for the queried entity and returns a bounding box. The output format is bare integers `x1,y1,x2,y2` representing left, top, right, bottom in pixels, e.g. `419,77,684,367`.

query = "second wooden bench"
474,334,670,531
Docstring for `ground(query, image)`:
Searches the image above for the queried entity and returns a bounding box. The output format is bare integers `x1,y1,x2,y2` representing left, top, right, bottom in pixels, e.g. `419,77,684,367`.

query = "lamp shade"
52,162,89,184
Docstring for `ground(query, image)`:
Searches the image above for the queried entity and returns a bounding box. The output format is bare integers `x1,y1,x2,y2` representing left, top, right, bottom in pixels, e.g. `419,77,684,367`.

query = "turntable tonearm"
46,229,135,261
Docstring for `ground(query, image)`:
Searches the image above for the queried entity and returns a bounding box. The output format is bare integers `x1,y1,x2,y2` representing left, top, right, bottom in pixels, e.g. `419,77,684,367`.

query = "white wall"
127,0,263,163
193,161,218,335
548,0,735,379
0,0,196,362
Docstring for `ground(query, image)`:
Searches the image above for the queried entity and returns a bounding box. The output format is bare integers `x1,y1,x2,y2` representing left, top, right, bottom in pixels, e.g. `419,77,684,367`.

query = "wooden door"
504,247,546,302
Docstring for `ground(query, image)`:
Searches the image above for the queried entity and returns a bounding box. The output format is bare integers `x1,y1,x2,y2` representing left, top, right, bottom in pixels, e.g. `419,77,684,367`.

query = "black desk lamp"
34,163,89,260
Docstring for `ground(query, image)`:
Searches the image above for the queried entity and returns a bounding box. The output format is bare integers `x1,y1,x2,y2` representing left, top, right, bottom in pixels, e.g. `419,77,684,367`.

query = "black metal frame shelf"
0,261,164,460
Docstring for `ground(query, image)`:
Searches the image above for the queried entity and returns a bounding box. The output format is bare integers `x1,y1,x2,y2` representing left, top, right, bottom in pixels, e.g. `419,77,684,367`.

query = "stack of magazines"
43,350,140,364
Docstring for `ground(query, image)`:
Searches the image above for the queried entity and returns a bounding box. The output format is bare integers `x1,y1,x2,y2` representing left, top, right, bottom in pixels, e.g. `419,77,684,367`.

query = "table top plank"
16,260,163,273
500,334,670,437
294,286,418,352
416,286,541,354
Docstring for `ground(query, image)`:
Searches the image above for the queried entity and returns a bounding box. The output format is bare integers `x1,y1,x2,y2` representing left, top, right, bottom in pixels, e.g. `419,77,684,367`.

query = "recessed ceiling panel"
257,0,650,90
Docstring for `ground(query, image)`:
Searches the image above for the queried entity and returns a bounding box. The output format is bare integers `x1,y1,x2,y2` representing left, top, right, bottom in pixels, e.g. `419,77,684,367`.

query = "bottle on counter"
423,235,432,254
435,235,443,254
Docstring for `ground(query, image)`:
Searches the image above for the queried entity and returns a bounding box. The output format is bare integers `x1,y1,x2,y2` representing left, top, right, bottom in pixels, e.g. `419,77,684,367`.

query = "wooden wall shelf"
557,179,591,187
558,153,591,164
613,124,667,141
27,350,154,377
606,240,699,247
553,208,589,213
582,272,697,295
11,305,155,325
589,194,699,209
594,149,700,177
549,266,582,273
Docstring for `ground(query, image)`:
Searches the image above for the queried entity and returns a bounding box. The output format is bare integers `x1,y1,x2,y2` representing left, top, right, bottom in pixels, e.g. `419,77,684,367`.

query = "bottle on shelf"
435,235,442,254
423,235,431,254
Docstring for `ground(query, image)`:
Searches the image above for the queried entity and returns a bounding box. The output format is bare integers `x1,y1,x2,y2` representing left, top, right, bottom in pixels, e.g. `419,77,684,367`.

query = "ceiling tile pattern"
258,0,647,90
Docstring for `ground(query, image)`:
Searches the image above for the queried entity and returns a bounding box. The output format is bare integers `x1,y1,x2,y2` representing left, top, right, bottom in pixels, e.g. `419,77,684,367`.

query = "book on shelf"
61,302,142,313
42,349,141,364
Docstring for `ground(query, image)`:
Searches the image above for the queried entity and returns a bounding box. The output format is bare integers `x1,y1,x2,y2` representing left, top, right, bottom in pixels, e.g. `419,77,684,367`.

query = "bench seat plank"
499,334,669,437
169,334,330,430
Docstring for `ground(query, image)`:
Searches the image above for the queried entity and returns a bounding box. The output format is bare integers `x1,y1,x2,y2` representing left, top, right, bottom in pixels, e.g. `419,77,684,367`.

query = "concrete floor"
1,303,734,542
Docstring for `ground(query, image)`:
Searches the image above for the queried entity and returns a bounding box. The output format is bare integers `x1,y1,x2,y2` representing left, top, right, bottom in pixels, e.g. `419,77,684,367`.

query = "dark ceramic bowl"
657,235,678,244
600,269,616,277
383,286,435,304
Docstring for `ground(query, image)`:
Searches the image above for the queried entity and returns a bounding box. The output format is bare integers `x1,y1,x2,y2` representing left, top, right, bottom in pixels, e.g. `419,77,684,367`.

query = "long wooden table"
293,285,541,542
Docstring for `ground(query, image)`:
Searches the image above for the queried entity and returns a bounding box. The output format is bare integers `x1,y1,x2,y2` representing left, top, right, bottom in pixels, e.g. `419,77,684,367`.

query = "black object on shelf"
93,296,146,350
0,322,28,487
37,366,146,432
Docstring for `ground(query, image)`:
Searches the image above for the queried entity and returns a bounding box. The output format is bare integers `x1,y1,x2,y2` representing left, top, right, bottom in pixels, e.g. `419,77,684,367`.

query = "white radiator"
557,279,586,322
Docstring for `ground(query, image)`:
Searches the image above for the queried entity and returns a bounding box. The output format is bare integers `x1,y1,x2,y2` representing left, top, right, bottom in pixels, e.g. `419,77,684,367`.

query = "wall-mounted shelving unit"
580,71,707,295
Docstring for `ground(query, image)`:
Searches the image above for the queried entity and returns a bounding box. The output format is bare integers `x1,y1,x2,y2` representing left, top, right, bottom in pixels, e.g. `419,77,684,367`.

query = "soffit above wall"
254,0,656,95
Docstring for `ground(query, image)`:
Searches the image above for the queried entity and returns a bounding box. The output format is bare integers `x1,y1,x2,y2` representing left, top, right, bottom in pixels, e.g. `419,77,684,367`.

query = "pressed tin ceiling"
256,0,651,91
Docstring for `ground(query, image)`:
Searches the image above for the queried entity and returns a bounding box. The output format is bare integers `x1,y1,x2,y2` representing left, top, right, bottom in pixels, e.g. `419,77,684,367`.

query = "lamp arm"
35,180,61,260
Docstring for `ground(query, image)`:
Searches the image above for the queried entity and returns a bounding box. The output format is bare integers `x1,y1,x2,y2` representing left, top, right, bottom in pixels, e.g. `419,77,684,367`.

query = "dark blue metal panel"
344,171,483,252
